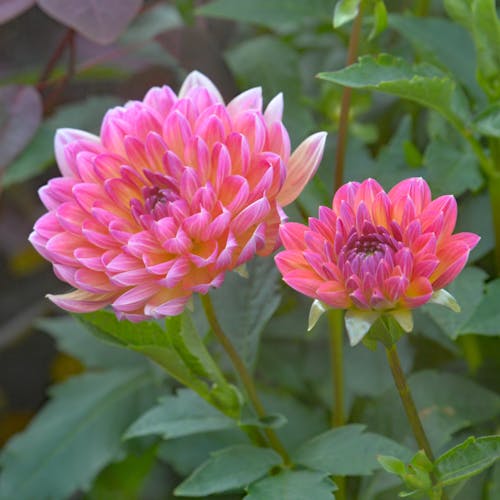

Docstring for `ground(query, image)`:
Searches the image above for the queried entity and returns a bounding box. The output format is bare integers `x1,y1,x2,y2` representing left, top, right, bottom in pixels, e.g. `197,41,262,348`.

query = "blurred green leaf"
423,267,487,340
198,0,331,32
474,102,500,137
125,389,236,440
461,279,500,336
210,256,282,371
486,461,500,499
3,96,120,187
333,0,360,28
293,424,412,476
174,445,282,497
436,435,500,487
226,35,315,144
369,1,388,40
245,469,336,499
0,368,158,500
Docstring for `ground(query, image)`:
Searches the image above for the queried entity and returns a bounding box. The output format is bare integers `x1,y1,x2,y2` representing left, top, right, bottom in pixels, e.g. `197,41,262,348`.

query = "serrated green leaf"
474,102,500,137
36,316,143,368
174,444,282,497
461,279,500,336
3,96,120,187
0,368,157,500
124,389,236,440
209,256,281,371
318,54,466,128
293,424,412,476
436,436,500,487
245,469,336,500
333,0,360,28
423,267,487,339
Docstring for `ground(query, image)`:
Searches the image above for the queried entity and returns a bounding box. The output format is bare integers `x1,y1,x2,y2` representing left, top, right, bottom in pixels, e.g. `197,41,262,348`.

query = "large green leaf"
174,444,282,497
3,96,120,187
245,469,336,499
423,267,487,339
0,368,157,500
292,424,412,476
198,0,331,32
210,257,282,370
363,370,500,451
436,436,500,487
461,279,500,336
36,316,143,368
124,389,236,440
226,36,315,144
318,54,467,128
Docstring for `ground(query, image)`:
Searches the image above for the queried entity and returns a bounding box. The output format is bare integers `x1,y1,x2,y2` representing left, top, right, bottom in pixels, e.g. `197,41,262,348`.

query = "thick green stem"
488,138,500,276
327,310,345,427
200,294,291,465
385,345,434,461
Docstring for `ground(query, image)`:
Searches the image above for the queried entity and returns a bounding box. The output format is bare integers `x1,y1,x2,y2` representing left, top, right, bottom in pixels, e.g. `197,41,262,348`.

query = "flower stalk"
200,293,291,465
327,309,344,428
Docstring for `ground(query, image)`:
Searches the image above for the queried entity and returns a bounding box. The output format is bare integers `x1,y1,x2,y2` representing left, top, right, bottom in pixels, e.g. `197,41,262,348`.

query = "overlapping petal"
30,71,327,320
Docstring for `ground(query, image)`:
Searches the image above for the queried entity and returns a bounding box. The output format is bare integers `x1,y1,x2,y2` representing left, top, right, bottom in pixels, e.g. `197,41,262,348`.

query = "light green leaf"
245,469,336,499
293,424,412,476
3,96,120,187
369,1,388,40
198,0,331,32
436,436,500,487
209,256,281,370
124,389,235,440
461,279,500,336
333,0,360,28
0,368,157,500
474,102,500,137
174,445,282,497
423,267,487,339
226,36,314,144
318,54,466,128
36,316,143,368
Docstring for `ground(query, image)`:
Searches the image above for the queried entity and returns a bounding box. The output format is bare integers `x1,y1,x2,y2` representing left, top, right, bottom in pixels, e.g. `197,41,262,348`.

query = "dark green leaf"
124,389,236,440
3,96,120,186
174,445,282,497
245,469,336,499
0,368,157,500
293,424,412,476
333,0,360,28
461,279,500,336
436,436,500,487
210,256,282,370
423,267,487,339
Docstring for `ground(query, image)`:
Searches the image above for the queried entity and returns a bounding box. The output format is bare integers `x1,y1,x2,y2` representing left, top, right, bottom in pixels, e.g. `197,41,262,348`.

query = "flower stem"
327,310,344,427
200,293,291,465
385,344,434,461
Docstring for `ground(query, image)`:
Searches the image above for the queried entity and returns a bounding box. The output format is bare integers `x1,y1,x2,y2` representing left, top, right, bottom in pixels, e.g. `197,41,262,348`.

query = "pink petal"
54,128,101,177
388,177,431,214
227,87,263,117
178,71,224,103
47,290,116,313
263,93,284,125
279,222,308,250
231,197,270,235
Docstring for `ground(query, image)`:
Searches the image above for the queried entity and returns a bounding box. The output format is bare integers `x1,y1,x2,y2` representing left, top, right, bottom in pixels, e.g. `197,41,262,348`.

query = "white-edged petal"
178,70,224,102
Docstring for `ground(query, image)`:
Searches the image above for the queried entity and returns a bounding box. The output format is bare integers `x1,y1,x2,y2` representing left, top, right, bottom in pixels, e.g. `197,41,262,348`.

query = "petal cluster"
275,178,479,338
30,71,326,320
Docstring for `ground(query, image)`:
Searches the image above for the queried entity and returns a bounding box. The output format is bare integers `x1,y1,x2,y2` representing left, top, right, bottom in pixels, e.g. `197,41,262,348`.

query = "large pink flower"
30,71,326,320
275,177,480,344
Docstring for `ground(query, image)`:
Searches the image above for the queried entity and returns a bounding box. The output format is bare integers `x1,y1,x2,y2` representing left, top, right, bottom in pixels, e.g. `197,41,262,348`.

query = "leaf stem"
200,293,291,465
385,344,434,461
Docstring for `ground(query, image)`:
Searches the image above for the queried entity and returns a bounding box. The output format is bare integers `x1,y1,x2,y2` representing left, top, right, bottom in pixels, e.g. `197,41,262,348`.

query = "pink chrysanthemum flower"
30,71,326,320
275,177,480,345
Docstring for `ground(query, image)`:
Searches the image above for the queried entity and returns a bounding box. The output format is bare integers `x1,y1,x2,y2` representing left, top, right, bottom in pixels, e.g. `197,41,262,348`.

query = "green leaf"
369,1,388,40
245,469,336,500
436,436,500,487
293,424,412,476
210,256,281,370
198,0,331,32
423,267,487,339
333,0,360,28
318,54,466,128
461,279,500,336
0,368,157,500
474,102,500,137
36,316,143,368
226,36,314,144
124,389,236,440
174,445,282,497
363,370,500,451
3,96,120,187
486,461,500,499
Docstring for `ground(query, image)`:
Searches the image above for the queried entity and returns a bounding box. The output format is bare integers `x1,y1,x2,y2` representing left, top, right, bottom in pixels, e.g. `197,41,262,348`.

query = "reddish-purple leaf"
0,85,42,173
37,0,143,45
0,0,35,24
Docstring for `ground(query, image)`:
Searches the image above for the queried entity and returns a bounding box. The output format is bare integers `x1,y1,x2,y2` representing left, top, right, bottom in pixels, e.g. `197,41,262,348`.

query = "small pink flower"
275,177,480,344
30,71,326,320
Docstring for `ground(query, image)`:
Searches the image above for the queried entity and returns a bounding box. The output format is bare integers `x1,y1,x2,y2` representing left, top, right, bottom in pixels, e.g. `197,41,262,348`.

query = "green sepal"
428,289,461,313
308,299,328,331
